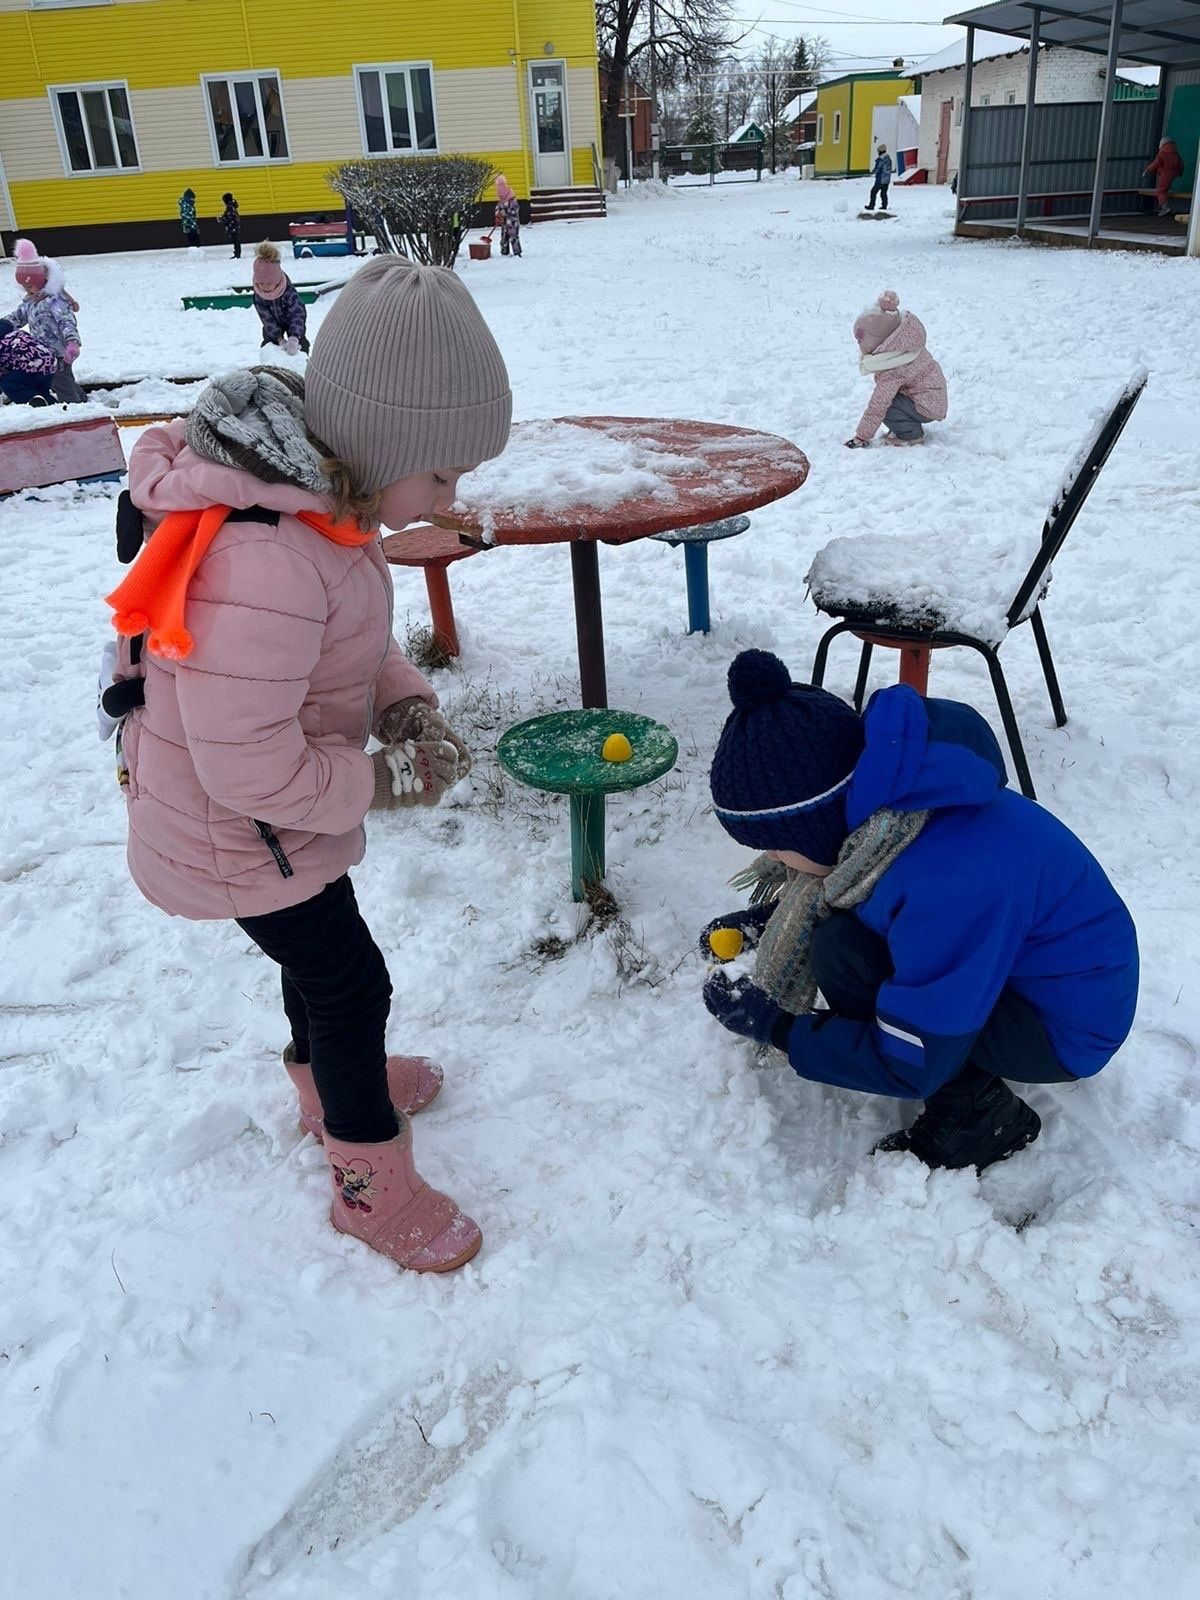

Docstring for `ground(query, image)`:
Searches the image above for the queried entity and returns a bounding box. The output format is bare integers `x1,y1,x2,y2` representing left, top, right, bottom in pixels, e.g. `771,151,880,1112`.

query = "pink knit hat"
496,174,515,203
853,289,902,354
253,255,288,301
13,237,62,296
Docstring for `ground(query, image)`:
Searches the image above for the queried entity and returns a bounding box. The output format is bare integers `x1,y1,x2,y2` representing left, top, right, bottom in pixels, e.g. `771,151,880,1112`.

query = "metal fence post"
1088,0,1125,244
956,26,976,227
1015,11,1041,235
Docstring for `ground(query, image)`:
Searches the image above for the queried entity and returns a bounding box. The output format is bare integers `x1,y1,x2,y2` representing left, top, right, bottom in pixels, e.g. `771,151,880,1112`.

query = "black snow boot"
876,1065,1041,1173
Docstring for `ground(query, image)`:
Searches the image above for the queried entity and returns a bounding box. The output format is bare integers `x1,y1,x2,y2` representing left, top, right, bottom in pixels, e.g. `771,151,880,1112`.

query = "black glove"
703,971,795,1051
698,902,777,961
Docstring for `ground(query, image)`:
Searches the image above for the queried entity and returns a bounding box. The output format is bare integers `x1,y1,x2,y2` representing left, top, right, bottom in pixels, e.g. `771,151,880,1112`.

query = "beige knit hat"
305,256,512,494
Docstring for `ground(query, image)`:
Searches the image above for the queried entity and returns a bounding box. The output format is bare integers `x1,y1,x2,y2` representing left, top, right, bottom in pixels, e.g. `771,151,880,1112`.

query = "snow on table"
446,417,809,544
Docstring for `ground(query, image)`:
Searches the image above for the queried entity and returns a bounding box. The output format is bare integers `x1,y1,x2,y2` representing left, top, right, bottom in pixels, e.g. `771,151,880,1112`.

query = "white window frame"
47,80,140,177
816,112,825,145
833,110,842,144
201,71,291,166
1006,90,1018,105
981,94,991,106
353,62,439,157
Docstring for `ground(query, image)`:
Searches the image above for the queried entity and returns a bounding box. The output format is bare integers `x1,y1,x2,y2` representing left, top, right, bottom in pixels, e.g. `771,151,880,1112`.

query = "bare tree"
754,38,794,175
596,0,739,159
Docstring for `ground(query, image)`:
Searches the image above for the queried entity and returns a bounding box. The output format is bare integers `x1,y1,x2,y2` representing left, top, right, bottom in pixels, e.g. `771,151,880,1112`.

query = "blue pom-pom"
727,649,793,710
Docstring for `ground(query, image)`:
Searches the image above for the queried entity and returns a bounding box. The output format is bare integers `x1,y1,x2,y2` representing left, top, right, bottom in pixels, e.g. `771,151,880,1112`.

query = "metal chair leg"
1029,607,1067,728
852,641,874,711
811,620,855,689
962,638,1036,799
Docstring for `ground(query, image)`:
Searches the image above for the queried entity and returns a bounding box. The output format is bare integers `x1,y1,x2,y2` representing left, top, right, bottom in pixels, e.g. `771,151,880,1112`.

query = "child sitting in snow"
252,241,309,355
845,289,946,448
701,651,1138,1174
494,175,522,258
6,238,84,402
0,317,57,405
104,258,512,1273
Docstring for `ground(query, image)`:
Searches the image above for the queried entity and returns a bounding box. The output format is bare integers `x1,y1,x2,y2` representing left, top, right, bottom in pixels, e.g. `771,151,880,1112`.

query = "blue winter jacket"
873,153,894,184
783,687,1138,1099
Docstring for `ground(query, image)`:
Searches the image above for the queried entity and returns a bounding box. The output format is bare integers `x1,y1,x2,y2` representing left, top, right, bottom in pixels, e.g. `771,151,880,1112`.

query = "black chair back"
1007,369,1148,628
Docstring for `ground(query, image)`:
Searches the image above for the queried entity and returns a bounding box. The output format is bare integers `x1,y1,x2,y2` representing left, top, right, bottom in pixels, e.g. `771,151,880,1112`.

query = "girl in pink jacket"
105,259,512,1274
845,289,948,448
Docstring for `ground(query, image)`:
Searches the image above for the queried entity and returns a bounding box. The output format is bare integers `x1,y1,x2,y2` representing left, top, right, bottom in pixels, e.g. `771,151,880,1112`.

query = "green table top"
497,709,678,796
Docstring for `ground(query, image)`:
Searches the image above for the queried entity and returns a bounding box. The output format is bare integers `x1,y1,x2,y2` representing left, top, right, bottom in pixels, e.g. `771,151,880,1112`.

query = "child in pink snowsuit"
1144,138,1185,216
845,290,948,448
105,260,512,1275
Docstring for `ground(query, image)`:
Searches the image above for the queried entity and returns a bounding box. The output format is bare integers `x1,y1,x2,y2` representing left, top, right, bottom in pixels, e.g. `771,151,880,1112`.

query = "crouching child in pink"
846,289,947,448
104,259,512,1273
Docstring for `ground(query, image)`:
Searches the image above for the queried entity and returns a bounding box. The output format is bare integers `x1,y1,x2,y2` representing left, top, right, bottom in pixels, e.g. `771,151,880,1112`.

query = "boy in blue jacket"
702,651,1138,1173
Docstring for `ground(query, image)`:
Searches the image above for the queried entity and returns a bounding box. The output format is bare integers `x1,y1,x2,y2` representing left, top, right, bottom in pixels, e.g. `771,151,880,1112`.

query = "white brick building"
914,31,1157,183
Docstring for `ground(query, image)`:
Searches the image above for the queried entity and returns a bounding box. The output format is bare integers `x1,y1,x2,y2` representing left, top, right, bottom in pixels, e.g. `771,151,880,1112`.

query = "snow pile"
86,376,208,417
615,179,680,204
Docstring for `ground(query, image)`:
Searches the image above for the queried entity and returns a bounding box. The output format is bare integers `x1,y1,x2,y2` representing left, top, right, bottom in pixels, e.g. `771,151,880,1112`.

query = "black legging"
237,874,398,1142
808,912,1076,1086
868,182,890,210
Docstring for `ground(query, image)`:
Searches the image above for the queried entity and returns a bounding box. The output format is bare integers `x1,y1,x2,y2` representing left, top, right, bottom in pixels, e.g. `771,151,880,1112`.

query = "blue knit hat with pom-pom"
710,650,865,863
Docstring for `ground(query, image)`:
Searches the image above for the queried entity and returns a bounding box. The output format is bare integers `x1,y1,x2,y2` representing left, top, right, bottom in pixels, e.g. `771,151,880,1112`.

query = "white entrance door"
530,61,570,187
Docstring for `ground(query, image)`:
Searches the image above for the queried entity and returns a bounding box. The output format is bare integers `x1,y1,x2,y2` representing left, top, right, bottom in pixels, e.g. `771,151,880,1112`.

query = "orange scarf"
106,505,376,662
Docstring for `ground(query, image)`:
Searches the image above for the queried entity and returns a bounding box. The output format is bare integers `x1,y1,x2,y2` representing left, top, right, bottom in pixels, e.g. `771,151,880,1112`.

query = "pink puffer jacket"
119,421,435,921
855,312,948,442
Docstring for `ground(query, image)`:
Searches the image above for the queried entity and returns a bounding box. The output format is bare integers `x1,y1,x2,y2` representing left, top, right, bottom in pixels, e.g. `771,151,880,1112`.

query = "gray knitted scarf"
186,366,330,494
734,807,930,1016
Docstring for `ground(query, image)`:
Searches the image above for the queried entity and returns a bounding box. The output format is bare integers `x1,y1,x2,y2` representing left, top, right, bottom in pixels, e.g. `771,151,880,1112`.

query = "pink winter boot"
326,1121,482,1272
283,1044,443,1140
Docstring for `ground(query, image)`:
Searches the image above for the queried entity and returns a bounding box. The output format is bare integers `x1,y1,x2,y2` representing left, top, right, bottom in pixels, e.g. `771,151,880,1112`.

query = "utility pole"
649,0,660,180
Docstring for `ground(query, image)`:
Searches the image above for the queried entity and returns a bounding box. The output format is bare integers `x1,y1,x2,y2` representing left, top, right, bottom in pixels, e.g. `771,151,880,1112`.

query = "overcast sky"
731,1,969,75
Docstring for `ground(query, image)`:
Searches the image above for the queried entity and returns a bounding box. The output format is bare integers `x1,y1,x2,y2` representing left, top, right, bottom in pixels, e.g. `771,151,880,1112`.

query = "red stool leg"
897,645,931,695
423,563,460,658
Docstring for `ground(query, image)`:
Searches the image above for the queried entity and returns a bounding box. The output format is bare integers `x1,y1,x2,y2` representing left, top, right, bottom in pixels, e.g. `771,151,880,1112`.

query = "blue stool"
652,516,750,634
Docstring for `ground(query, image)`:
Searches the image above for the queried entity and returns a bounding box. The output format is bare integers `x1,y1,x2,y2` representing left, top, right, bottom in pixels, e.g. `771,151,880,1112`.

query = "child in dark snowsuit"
252,241,309,354
179,189,200,248
0,318,56,405
495,174,522,257
702,651,1138,1174
867,145,893,210
1143,138,1184,216
7,238,84,402
220,192,242,259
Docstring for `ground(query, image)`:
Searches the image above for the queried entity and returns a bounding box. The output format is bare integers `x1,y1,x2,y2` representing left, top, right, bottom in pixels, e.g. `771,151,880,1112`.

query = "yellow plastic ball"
601,732,633,763
708,927,745,961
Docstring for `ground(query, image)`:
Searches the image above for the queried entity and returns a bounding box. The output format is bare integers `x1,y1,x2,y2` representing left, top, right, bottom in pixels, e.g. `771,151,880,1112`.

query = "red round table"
434,417,810,707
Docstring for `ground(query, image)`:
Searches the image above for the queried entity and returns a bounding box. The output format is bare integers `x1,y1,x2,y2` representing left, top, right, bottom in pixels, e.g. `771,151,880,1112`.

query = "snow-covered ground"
3,179,1199,1600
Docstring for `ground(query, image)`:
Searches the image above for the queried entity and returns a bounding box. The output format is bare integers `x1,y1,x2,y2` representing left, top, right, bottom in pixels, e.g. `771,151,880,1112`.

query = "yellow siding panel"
815,84,851,174
0,94,62,183
277,77,362,167
434,67,524,153
130,85,215,172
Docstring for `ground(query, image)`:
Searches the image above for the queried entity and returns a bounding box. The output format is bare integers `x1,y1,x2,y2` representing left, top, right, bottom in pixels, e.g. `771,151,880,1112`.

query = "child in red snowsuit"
1144,138,1184,216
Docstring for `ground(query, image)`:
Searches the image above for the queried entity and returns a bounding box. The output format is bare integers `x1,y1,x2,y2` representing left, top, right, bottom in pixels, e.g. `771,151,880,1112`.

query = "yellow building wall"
0,0,601,233
849,79,913,174
815,83,852,175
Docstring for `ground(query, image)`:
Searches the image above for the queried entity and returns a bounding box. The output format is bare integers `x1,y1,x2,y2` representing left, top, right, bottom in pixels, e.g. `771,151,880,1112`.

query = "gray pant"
884,392,931,441
51,361,85,404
